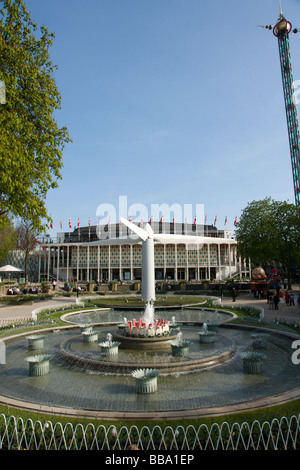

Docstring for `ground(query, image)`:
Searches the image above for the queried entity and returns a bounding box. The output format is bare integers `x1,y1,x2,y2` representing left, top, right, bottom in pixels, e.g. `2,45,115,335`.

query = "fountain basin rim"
58,335,237,374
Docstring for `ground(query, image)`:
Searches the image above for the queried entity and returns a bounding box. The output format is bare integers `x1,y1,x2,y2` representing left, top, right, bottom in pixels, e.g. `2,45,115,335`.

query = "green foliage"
236,197,300,284
0,215,15,261
0,0,71,229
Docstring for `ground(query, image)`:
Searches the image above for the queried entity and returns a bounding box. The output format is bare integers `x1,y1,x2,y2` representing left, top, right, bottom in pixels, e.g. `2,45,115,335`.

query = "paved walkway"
0,287,299,323
221,285,300,323
0,296,80,321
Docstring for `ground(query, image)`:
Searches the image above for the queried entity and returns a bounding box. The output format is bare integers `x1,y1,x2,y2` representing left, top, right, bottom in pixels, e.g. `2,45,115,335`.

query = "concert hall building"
39,222,248,284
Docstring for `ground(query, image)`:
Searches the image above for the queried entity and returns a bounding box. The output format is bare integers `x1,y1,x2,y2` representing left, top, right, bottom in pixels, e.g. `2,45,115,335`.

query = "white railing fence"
0,413,300,450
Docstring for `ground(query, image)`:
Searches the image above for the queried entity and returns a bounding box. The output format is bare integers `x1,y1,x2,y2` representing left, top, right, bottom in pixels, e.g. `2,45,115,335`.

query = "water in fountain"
106,333,112,347
142,301,154,329
202,323,208,334
176,332,183,346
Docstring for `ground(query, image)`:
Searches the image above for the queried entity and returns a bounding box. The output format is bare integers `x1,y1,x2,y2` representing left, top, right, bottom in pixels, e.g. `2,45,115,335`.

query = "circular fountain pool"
1,308,300,419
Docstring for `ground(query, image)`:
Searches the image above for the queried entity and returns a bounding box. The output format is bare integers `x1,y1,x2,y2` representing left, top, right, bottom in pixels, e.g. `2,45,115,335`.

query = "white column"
228,244,231,277
130,245,133,280
87,246,90,282
47,247,50,281
175,244,178,281
207,243,211,280
119,245,122,281
67,245,69,282
108,245,111,281
77,245,79,281
57,246,60,281
197,244,200,281
97,245,100,282
186,244,189,281
218,244,221,280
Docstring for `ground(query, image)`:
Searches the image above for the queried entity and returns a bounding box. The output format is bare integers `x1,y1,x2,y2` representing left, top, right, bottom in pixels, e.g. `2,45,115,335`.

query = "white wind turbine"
120,217,157,304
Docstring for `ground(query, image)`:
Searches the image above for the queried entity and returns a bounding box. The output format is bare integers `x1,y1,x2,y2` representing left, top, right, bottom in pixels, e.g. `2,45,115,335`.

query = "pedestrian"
279,290,284,303
289,292,295,306
52,280,57,290
232,287,237,302
297,294,300,311
274,293,279,310
285,290,290,305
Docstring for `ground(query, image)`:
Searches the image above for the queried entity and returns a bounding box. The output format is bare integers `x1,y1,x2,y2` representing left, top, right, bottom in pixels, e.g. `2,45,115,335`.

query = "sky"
21,0,300,234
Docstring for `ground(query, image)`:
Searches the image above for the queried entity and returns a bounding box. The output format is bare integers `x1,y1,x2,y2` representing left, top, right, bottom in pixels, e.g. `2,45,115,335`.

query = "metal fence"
1,413,300,450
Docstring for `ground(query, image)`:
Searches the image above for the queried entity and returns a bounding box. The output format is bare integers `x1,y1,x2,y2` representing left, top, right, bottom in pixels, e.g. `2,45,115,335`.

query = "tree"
235,197,300,288
0,214,15,261
0,0,71,230
15,218,38,282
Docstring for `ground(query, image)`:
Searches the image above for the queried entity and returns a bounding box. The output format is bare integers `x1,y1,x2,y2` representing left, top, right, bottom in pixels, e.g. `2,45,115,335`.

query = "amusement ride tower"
261,4,300,206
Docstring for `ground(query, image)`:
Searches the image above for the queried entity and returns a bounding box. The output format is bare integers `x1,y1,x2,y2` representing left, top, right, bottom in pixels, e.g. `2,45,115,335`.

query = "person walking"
232,287,237,302
285,290,290,306
274,293,279,310
290,292,295,306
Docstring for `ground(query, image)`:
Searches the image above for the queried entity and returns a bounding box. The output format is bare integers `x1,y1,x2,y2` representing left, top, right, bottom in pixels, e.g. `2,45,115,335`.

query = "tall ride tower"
261,6,300,206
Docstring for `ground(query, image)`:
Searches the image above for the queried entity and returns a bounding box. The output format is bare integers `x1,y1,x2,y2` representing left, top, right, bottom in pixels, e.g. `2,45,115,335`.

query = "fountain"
240,351,266,374
82,328,98,343
112,218,177,349
251,332,270,349
198,322,216,343
25,354,51,376
131,368,160,394
169,332,190,357
99,333,121,356
2,218,297,419
26,334,46,351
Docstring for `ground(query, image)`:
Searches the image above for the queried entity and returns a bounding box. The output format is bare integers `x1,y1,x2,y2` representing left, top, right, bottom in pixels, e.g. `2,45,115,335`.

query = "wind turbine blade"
120,217,148,241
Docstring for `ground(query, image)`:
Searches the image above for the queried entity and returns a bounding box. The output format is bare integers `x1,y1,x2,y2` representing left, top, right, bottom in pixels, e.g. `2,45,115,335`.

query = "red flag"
234,216,238,226
160,215,165,223
60,220,62,230
129,216,132,222
214,215,217,226
88,216,90,227
224,216,227,226
50,221,53,229
193,215,196,225
77,218,80,227
173,216,175,224
149,215,153,225
68,218,71,229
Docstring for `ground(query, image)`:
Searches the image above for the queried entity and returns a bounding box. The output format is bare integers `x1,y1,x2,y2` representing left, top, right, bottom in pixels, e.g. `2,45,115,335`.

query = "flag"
205,215,207,224
234,216,238,226
50,221,53,229
77,218,80,227
193,215,196,225
224,216,227,226
214,215,217,226
98,216,100,226
160,215,165,223
129,216,132,222
68,218,71,229
88,216,90,227
149,215,153,225
60,220,62,230
173,216,175,224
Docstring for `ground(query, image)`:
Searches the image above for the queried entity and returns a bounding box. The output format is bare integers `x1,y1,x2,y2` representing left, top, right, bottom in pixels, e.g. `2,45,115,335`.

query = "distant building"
38,222,249,283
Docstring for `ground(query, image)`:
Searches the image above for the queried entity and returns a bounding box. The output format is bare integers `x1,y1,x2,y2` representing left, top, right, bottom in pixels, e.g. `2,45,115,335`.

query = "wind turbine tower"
261,4,300,206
